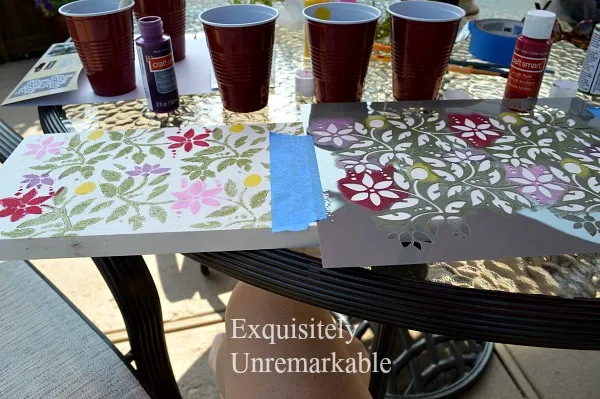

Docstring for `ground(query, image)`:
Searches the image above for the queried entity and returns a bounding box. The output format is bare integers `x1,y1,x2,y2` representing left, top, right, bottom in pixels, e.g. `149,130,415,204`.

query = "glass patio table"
31,2,600,398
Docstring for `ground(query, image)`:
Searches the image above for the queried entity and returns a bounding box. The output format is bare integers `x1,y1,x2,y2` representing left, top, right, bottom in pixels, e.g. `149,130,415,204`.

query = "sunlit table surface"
44,0,600,299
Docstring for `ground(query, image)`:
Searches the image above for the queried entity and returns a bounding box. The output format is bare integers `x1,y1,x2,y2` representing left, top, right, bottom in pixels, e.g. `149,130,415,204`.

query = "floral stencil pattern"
0,123,301,239
310,104,600,250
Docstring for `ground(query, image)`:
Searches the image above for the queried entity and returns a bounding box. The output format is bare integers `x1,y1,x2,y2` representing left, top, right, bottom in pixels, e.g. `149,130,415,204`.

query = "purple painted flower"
504,164,565,205
585,142,600,159
23,136,63,159
21,173,54,189
126,164,170,177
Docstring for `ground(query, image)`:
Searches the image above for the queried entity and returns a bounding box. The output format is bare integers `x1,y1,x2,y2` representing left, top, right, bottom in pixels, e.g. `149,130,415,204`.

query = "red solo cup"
388,1,465,101
133,0,186,61
59,0,136,97
200,5,278,113
303,3,381,103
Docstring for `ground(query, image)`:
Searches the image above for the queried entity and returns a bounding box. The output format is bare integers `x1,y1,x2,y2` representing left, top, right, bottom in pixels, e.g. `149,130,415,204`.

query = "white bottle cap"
295,69,314,97
549,79,578,98
522,10,556,40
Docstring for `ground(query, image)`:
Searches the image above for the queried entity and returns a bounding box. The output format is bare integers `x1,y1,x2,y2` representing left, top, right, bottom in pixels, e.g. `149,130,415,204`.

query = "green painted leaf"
70,199,95,216
195,146,225,156
101,170,122,182
148,184,168,200
68,135,81,149
217,158,236,172
87,154,110,165
207,205,238,218
234,135,248,148
149,146,165,159
258,211,271,222
17,212,60,228
108,131,123,141
71,217,103,231
30,164,55,170
236,159,252,172
148,173,170,186
148,132,164,142
47,153,74,162
128,215,146,231
124,129,137,138
189,170,203,180
2,228,35,238
250,190,269,208
149,206,167,223
90,200,114,213
59,166,81,179
52,187,68,205
83,142,103,155
100,142,122,153
100,183,117,198
80,165,95,178
251,137,267,146
114,146,134,159
261,162,270,170
204,170,216,178
118,177,134,194
115,164,127,170
241,148,262,158
190,221,222,229
251,125,266,135
132,152,146,164
212,128,223,140
225,180,237,198
266,123,277,131
106,204,129,222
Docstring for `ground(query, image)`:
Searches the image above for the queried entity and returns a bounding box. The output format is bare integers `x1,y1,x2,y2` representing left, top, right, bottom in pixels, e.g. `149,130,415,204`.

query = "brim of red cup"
303,2,381,24
59,0,134,16
199,4,279,28
387,1,465,22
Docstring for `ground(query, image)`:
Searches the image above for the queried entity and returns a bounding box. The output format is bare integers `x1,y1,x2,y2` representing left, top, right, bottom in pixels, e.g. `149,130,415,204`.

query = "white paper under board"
5,39,212,107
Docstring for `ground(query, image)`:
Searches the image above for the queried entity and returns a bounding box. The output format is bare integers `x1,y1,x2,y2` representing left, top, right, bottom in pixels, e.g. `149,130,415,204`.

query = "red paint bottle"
504,10,555,105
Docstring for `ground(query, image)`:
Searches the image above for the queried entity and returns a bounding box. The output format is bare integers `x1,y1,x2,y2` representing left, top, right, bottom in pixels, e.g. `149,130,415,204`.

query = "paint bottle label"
505,51,547,97
136,42,179,113
578,24,600,95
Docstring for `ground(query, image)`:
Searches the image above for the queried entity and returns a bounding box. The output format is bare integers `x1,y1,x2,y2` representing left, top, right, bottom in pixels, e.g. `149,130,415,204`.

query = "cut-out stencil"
306,99,600,268
0,122,314,260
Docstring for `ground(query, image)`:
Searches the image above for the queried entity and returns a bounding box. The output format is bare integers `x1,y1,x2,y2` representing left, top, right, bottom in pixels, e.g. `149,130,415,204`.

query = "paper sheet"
4,39,212,107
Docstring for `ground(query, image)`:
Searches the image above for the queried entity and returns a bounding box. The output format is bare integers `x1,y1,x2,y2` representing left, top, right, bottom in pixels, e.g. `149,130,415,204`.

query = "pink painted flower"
171,180,222,214
23,136,63,159
504,164,565,205
448,113,502,148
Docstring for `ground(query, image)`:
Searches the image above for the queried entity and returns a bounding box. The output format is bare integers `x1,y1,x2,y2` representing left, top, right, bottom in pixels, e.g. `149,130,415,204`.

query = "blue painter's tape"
468,19,523,67
588,107,600,119
270,133,327,232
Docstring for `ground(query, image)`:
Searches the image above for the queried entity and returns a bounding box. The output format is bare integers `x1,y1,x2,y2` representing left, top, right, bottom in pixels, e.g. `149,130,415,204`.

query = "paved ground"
2,28,600,398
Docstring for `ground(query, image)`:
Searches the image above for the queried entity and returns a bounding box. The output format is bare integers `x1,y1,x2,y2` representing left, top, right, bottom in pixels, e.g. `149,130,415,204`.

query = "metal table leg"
370,323,397,399
93,256,181,399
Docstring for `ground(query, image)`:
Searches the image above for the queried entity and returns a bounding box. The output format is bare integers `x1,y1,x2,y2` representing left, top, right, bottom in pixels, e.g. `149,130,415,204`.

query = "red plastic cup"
388,1,465,101
303,3,381,103
59,0,136,97
133,0,186,61
200,5,278,113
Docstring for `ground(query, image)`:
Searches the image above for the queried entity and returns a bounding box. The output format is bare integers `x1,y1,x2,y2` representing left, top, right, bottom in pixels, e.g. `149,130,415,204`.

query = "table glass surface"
51,0,599,299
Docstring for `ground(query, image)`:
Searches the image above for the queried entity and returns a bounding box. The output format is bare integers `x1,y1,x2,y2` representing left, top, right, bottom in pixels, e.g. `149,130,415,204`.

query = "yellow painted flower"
244,174,262,188
75,182,96,195
561,158,589,177
408,163,439,183
499,112,523,125
229,124,245,133
365,116,388,130
87,130,104,140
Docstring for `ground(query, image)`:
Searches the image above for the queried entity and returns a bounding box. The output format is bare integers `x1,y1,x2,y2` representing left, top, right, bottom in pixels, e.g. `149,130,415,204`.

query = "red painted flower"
0,189,52,222
338,165,407,211
167,129,210,152
448,113,502,148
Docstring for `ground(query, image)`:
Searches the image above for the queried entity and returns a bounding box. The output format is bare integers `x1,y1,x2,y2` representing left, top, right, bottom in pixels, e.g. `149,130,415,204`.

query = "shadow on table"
154,254,238,312
177,349,222,399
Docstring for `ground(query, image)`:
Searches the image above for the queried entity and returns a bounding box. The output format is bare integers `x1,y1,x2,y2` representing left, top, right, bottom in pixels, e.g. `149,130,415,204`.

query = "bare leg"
209,282,371,399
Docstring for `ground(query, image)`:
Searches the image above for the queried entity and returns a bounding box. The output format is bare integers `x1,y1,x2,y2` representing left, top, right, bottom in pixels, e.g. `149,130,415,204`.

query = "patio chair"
0,260,152,398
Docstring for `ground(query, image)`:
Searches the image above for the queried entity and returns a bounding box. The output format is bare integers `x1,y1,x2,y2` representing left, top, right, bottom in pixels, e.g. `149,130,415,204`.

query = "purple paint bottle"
136,16,179,113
